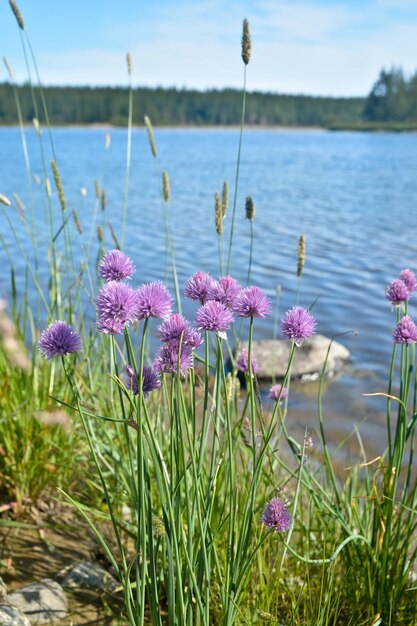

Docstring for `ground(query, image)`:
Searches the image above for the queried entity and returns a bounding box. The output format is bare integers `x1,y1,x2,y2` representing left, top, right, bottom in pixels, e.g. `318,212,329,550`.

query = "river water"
1,127,417,454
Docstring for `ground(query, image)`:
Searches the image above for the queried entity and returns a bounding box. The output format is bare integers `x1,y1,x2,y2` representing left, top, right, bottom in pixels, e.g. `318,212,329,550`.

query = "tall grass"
2,5,417,626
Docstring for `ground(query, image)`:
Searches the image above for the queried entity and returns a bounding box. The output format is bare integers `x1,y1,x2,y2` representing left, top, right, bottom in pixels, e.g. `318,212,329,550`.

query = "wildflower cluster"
387,269,417,343
386,268,417,308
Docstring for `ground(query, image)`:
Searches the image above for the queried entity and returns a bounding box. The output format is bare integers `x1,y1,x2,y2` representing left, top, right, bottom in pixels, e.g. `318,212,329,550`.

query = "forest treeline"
0,68,415,127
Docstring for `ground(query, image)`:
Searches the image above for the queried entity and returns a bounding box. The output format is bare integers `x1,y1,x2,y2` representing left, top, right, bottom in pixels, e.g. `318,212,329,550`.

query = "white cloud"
5,0,417,96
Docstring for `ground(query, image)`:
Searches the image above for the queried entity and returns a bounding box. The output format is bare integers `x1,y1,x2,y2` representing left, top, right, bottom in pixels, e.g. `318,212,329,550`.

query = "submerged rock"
238,335,350,380
7,578,67,624
0,604,31,626
61,561,118,592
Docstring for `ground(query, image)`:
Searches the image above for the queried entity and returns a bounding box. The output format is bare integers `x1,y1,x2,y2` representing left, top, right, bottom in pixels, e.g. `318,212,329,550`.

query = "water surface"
1,127,417,452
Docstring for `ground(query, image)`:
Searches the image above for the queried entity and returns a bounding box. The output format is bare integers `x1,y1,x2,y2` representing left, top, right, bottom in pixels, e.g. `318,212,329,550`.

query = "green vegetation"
1,66,416,130
0,82,364,127
364,68,417,122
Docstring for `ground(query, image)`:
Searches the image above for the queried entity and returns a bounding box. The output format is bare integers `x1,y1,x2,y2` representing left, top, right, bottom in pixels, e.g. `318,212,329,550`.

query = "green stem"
227,65,247,274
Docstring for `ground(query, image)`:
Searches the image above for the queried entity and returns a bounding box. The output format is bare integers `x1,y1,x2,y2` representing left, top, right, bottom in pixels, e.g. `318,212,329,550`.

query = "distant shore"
1,122,417,132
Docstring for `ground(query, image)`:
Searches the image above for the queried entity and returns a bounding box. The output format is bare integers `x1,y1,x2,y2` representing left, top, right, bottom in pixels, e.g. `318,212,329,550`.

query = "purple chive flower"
38,320,82,359
281,306,316,347
269,384,288,402
184,272,215,304
262,498,292,533
386,279,410,307
236,348,259,374
158,313,202,348
154,343,194,377
208,276,242,309
234,286,271,318
393,316,417,344
195,300,234,334
136,282,173,320
96,281,138,334
98,249,135,282
126,364,161,397
399,269,417,293
187,329,204,350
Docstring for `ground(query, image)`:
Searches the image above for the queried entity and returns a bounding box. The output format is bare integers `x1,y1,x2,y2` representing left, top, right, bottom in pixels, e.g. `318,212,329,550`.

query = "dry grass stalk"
94,180,100,199
101,190,107,211
97,225,104,242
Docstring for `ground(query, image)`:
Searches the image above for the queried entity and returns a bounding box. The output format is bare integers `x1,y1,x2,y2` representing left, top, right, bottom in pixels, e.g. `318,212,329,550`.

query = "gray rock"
239,335,350,380
0,577,7,602
7,579,67,624
0,604,31,626
62,561,118,593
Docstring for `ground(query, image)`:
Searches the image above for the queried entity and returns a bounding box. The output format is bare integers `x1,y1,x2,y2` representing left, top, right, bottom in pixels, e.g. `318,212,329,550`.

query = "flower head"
261,498,292,533
236,348,259,374
184,272,215,304
195,300,234,334
158,313,202,348
208,276,242,310
269,384,287,402
399,269,417,293
38,321,82,358
386,279,410,307
154,343,193,377
96,281,138,334
136,282,173,320
393,316,417,344
98,249,135,282
234,286,271,318
281,306,316,346
126,364,161,397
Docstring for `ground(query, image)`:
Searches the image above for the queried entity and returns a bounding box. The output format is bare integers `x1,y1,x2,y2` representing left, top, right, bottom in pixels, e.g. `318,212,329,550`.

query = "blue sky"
2,0,417,96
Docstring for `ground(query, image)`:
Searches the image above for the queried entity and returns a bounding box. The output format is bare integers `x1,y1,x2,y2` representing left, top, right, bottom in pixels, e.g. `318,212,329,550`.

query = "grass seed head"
162,170,170,202
221,180,228,217
241,18,251,65
9,0,24,30
73,210,82,234
215,191,223,235
51,160,66,212
0,194,11,206
3,57,14,81
126,52,132,76
245,195,255,221
297,234,306,278
144,115,157,158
